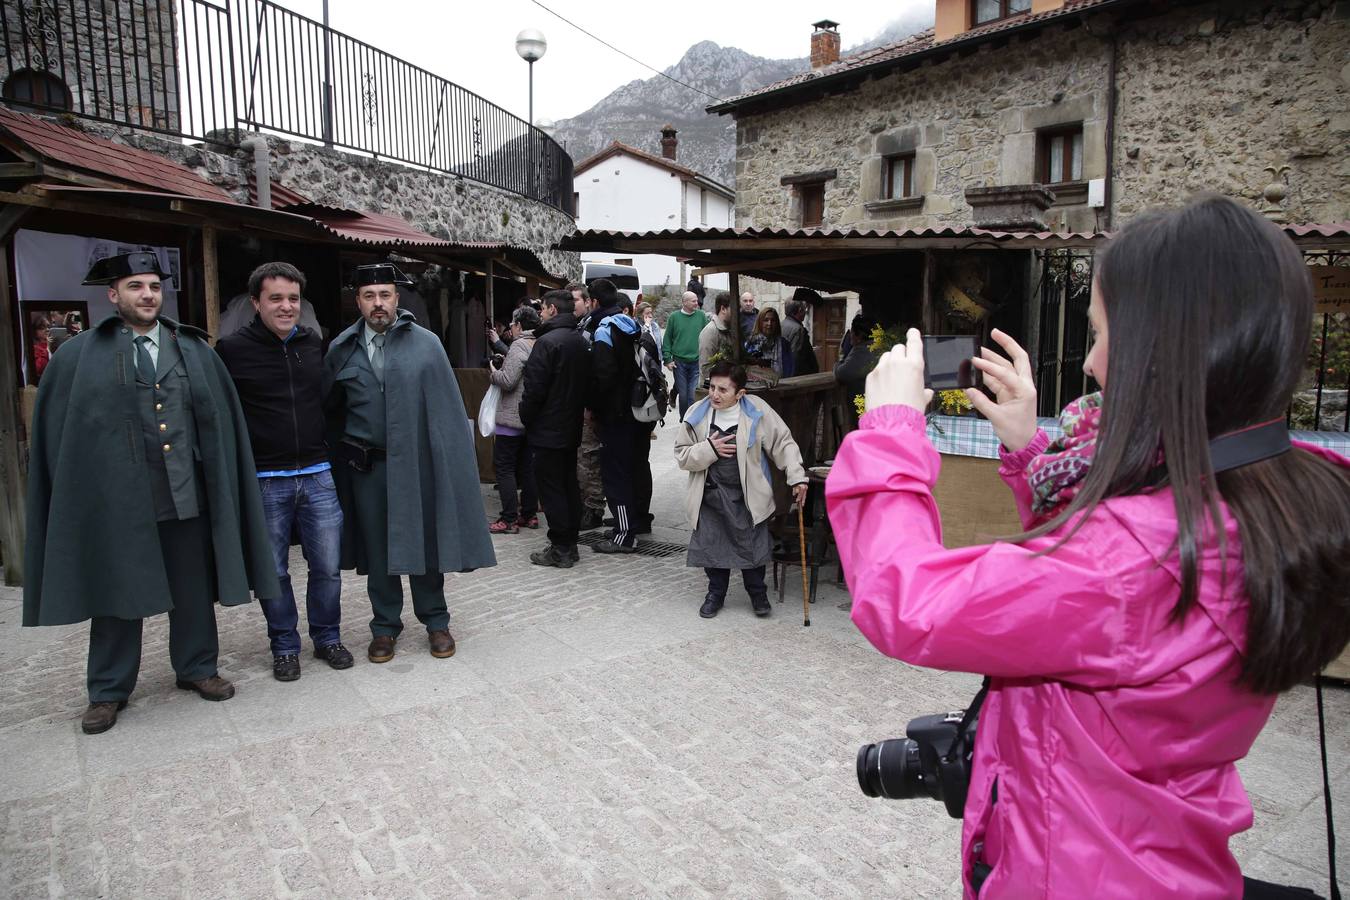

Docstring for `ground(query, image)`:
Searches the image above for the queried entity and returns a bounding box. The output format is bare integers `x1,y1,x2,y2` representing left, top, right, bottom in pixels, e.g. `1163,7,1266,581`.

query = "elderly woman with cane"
675,361,809,619
827,195,1350,898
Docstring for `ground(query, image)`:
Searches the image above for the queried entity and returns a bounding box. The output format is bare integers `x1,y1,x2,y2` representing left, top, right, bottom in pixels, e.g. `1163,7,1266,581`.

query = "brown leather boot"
81,700,128,735
368,634,397,663
428,629,456,659
175,675,236,701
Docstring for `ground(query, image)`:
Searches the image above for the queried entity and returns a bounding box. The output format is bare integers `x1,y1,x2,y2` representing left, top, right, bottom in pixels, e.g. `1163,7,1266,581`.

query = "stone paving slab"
0,421,1346,897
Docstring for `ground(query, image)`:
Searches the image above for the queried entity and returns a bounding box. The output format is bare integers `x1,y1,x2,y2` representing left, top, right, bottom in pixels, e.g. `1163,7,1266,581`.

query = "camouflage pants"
577,419,606,512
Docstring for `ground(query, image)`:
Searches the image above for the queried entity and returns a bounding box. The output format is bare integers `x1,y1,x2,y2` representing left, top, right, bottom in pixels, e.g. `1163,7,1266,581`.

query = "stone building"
711,0,1350,234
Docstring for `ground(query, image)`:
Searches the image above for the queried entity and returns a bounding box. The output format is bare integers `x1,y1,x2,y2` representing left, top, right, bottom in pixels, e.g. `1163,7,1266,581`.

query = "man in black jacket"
217,262,352,681
588,291,652,553
520,290,592,568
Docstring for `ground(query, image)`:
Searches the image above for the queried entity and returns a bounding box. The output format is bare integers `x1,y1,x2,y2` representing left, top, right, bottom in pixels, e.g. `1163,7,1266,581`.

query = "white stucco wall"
575,153,733,295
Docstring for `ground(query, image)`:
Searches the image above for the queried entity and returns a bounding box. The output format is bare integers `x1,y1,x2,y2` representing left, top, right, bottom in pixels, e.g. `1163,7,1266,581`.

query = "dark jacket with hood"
589,313,640,425
24,315,280,626
519,311,591,449
324,309,496,575
216,316,328,470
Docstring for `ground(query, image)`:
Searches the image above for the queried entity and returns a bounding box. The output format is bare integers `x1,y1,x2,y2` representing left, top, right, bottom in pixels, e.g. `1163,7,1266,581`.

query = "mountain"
550,13,932,188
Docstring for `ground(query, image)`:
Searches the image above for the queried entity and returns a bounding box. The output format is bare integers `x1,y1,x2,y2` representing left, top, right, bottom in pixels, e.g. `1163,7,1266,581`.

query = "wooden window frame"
1036,124,1084,185
972,0,1032,26
883,153,916,200
799,182,825,228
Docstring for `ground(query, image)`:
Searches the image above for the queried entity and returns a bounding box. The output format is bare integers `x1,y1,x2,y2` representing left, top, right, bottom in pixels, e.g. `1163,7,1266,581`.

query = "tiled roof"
708,0,1123,114
572,141,734,197
563,221,1350,248
0,105,233,201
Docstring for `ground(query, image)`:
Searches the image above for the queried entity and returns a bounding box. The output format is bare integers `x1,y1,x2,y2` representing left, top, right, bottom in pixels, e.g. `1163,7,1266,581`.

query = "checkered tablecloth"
926,415,1063,460
927,415,1350,461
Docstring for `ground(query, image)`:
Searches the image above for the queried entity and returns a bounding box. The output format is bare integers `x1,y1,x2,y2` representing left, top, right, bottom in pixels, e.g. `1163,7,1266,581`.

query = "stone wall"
1,0,179,132
732,0,1349,232
1111,0,1350,224
60,120,578,280
262,138,578,279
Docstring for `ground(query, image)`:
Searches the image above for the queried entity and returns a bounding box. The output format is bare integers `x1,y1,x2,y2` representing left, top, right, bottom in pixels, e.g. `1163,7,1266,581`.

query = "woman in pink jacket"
826,196,1350,898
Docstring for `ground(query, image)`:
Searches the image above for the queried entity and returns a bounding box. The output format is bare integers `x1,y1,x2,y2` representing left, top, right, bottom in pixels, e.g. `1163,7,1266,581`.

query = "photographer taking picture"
826,195,1350,898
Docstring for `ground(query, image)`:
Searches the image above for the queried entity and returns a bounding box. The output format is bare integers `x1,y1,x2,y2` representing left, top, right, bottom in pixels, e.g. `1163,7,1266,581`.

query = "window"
799,183,825,228
2,68,72,111
614,258,634,266
1037,125,1084,185
699,188,708,225
572,192,580,218
973,0,1032,25
883,153,915,200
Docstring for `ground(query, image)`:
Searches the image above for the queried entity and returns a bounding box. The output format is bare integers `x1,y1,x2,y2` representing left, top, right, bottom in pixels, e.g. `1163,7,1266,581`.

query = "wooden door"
814,295,848,372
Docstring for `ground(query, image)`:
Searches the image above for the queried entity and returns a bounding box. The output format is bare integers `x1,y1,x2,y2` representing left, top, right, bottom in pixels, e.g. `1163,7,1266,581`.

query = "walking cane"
797,501,811,627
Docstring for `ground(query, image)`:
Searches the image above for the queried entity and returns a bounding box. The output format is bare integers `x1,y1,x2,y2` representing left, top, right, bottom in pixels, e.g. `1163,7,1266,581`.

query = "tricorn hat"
82,251,173,286
347,262,415,289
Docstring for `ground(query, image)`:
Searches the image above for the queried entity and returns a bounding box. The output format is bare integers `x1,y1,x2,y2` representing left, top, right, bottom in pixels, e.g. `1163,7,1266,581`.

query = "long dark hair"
1025,195,1350,693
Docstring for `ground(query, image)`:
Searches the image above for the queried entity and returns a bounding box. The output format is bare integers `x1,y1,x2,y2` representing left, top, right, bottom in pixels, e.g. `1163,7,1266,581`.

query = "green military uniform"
87,321,221,700
329,320,448,636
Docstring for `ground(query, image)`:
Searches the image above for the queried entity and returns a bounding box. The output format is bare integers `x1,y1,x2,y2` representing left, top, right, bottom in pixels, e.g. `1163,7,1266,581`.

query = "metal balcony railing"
0,0,574,214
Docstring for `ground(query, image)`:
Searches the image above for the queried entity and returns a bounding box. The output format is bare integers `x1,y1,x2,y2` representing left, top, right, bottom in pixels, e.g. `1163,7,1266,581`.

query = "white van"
582,262,642,306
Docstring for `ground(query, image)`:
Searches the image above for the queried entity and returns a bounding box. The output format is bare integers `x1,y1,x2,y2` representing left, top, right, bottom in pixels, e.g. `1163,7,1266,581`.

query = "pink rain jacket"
826,404,1346,899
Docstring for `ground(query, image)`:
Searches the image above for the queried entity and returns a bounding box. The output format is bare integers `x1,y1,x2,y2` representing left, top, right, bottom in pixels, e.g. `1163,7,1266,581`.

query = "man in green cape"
324,263,496,664
24,251,280,734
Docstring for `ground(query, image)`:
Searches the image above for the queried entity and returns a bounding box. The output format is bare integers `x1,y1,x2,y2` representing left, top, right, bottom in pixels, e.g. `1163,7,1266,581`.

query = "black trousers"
597,420,654,547
533,445,581,548
492,432,537,521
349,458,449,637
705,566,768,602
87,515,220,702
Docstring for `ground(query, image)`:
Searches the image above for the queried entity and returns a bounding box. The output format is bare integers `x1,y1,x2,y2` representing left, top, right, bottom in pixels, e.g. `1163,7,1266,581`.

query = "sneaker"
699,594,724,619
565,544,580,562
272,654,301,682
530,545,575,568
578,508,605,530
488,518,519,535
516,514,540,530
592,540,637,555
751,595,772,618
314,643,355,670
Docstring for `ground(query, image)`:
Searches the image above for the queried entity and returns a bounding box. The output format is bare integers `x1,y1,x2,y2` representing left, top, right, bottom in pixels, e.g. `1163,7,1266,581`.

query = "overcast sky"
270,0,933,122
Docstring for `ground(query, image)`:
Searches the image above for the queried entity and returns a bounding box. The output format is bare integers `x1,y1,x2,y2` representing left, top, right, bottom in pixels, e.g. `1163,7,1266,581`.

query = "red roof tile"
0,105,233,201
709,0,1124,114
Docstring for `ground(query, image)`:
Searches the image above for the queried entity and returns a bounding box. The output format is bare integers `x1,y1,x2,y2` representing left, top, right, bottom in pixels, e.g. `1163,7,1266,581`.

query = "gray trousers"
87,516,219,702
349,458,448,637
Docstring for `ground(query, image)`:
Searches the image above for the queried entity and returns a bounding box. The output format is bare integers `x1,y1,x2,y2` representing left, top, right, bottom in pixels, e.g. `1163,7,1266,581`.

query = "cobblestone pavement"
1,422,1347,898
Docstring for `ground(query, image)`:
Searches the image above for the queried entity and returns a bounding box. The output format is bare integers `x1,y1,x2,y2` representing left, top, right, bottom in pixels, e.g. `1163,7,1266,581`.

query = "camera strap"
1316,674,1340,900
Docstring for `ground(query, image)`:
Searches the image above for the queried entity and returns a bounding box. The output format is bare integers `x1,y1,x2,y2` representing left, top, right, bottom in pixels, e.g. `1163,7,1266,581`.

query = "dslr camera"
856,702,980,819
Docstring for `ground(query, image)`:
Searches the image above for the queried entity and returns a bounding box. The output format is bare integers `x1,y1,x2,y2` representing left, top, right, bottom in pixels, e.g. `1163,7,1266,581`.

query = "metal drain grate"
577,532,688,559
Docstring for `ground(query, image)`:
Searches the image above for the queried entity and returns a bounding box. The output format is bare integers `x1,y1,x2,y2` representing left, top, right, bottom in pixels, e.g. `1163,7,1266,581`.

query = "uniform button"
121,328,129,334
162,443,171,452
154,383,161,390
155,403,163,411
159,423,167,432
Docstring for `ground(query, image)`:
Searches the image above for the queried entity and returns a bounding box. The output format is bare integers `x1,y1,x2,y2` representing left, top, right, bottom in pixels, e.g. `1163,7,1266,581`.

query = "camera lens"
856,738,924,799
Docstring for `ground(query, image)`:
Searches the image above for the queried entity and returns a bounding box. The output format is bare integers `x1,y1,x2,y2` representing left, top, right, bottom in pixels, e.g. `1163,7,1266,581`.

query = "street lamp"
515,28,547,198
514,29,547,127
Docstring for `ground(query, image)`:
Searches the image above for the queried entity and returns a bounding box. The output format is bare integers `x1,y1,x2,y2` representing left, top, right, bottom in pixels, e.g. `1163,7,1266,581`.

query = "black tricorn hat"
82,251,173,286
347,262,415,289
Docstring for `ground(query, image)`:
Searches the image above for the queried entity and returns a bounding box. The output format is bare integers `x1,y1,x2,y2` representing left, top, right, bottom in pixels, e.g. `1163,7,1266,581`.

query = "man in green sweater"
662,291,710,419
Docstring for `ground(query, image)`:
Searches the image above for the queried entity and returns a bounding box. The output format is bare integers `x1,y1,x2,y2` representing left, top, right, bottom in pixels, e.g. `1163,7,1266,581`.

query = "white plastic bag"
478,384,501,437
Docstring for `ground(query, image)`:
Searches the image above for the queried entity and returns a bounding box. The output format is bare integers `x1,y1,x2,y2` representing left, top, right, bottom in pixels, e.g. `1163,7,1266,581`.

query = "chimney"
660,124,678,161
811,20,840,69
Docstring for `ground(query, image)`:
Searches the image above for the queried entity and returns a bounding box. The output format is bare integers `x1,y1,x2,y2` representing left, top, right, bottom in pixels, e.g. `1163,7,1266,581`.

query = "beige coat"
673,394,807,530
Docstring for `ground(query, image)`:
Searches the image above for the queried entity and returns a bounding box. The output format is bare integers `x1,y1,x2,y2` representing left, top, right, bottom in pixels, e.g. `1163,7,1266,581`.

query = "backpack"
631,330,669,424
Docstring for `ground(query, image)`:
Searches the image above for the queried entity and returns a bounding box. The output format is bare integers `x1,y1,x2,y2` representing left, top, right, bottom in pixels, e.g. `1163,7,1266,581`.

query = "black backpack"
631,331,668,424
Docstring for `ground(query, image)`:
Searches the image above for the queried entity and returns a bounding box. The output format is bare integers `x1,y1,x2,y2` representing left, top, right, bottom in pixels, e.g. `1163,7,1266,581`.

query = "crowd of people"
22,257,815,736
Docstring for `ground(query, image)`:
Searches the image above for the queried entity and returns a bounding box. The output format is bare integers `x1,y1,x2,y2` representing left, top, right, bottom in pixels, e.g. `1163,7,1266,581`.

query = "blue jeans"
673,359,700,418
259,470,344,656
